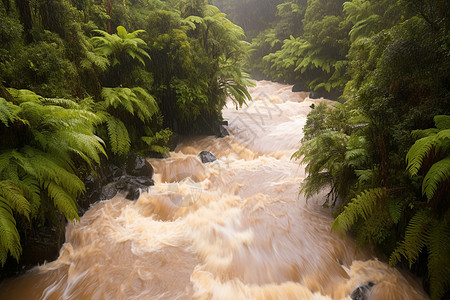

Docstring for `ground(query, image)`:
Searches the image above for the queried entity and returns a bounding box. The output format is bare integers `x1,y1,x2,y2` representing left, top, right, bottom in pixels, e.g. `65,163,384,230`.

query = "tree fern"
45,182,79,221
0,180,31,220
0,98,19,126
0,89,106,265
390,209,432,265
105,116,131,156
427,219,450,300
0,199,21,264
91,26,150,67
332,188,387,233
406,116,450,200
422,157,450,200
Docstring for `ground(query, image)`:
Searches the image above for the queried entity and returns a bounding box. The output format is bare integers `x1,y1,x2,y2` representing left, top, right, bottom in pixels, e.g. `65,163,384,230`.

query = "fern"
388,200,402,224
0,89,106,265
45,182,79,221
101,87,158,122
406,116,450,201
389,209,432,267
422,157,450,200
91,26,150,67
105,116,131,155
427,219,450,300
0,180,31,220
0,98,19,126
0,199,21,264
434,115,450,130
332,188,387,233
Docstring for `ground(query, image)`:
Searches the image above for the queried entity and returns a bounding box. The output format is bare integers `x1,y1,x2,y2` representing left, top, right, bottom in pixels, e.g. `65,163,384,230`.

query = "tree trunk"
15,0,33,42
107,0,112,34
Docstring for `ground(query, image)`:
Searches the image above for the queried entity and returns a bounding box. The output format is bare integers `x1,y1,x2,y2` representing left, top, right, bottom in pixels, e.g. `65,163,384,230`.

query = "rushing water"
1,81,428,300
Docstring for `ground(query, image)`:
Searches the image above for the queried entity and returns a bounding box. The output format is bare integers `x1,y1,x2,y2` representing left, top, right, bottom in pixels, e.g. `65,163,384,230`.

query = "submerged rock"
116,174,154,200
198,151,217,163
350,282,375,300
216,125,229,138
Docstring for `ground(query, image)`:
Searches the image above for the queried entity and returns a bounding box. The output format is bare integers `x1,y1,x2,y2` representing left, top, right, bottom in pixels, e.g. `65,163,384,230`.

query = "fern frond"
389,209,432,267
0,98,19,126
0,180,31,219
105,117,131,155
422,157,450,200
388,200,402,224
434,115,450,130
40,98,80,109
21,147,85,196
44,181,79,221
332,188,387,233
427,220,450,300
406,135,436,176
0,199,21,265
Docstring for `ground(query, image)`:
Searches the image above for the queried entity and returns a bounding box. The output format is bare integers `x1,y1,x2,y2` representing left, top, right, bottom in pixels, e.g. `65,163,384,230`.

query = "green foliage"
406,116,450,201
0,0,251,266
333,188,387,232
0,89,105,265
98,87,159,156
104,115,131,156
290,1,450,296
91,26,150,67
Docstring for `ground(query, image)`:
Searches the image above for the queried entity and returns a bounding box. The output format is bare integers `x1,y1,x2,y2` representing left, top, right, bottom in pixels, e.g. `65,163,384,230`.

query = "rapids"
0,81,428,300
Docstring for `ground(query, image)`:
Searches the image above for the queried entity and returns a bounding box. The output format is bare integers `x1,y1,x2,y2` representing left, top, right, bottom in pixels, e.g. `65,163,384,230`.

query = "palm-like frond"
332,188,387,233
101,87,159,122
0,89,106,265
91,26,150,67
390,209,432,267
0,180,31,220
105,116,131,156
427,219,450,300
422,157,450,200
0,98,19,126
406,116,450,201
0,199,21,265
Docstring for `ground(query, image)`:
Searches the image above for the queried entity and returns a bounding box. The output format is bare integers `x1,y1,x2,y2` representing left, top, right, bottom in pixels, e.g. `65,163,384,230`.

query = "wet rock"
0,216,65,280
217,125,229,138
292,81,309,92
83,174,101,201
350,282,375,300
126,154,154,178
309,87,342,101
115,175,154,201
198,151,217,163
100,185,118,201
106,164,123,182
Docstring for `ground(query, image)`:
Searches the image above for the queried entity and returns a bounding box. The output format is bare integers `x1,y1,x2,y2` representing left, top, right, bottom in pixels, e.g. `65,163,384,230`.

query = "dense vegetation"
0,0,251,268
272,0,450,298
218,0,450,298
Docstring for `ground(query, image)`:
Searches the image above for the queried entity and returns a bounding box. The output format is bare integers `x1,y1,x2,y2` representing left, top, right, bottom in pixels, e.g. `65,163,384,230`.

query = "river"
0,81,428,299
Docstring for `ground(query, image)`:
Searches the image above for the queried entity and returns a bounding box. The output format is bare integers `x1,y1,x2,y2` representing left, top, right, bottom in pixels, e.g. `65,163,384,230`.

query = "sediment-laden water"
0,81,428,300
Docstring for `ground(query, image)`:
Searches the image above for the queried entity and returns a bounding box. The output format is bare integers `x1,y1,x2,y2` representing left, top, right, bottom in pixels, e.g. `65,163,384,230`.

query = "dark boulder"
126,154,153,178
116,175,154,201
105,163,123,182
198,151,217,163
0,216,65,280
99,185,118,201
310,87,342,101
350,282,375,300
217,125,229,138
292,81,309,92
